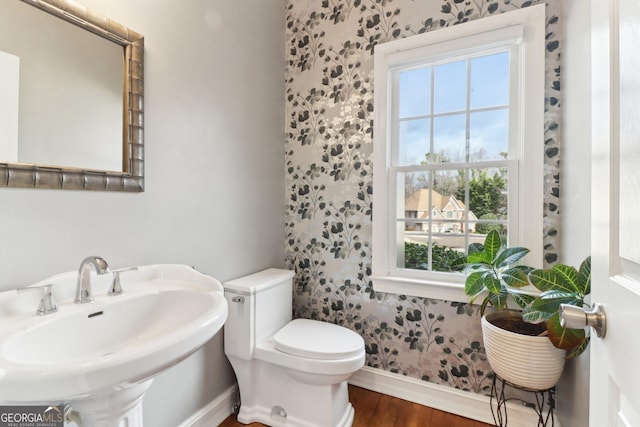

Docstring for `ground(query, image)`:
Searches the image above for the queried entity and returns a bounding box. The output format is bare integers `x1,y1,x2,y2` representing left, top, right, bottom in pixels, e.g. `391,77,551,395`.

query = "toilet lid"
273,319,364,360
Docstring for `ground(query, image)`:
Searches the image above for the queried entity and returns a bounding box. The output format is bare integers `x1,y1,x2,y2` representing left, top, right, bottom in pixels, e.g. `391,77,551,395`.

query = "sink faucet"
75,256,111,304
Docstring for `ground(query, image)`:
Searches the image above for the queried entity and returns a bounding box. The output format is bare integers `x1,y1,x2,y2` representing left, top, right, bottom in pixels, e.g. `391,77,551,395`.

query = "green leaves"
546,312,586,353
463,230,530,313
527,260,589,341
529,268,578,294
464,271,485,297
531,290,580,313
567,335,590,359
525,257,592,357
522,290,580,323
494,247,530,269
528,269,560,292
467,248,491,265
511,292,535,309
521,306,553,323
579,256,591,295
553,264,579,292
529,259,590,298
502,267,530,288
484,230,502,261
488,287,508,311
483,276,502,295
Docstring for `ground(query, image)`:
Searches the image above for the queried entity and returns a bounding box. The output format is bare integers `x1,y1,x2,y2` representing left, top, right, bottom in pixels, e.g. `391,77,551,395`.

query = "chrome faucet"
75,256,111,304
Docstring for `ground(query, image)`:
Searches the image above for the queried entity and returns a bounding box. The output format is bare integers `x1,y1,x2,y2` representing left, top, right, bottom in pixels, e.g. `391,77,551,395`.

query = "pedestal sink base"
68,380,154,427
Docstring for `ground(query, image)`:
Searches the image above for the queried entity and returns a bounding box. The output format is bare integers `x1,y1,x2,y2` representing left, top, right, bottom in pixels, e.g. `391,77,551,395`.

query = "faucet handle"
108,267,138,296
17,284,58,316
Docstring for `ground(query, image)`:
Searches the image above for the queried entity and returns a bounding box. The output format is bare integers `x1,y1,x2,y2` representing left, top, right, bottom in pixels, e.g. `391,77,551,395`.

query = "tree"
404,153,458,198
404,242,466,272
402,151,461,197
456,169,506,219
475,213,505,234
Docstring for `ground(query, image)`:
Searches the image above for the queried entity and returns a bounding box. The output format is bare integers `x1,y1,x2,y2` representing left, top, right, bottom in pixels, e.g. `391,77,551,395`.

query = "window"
372,6,545,300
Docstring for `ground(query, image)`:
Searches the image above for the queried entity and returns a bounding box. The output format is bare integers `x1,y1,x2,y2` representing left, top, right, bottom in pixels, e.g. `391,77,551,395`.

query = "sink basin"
3,290,217,367
0,264,227,425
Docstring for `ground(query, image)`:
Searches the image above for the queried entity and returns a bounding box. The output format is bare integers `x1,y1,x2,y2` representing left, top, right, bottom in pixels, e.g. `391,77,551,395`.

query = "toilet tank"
223,268,294,360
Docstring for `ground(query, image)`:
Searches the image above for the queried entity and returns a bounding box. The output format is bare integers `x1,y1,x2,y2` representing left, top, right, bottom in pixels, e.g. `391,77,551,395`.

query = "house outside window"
372,6,545,299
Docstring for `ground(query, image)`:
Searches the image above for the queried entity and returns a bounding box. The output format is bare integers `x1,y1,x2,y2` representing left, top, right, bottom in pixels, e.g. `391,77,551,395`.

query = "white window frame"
372,5,546,301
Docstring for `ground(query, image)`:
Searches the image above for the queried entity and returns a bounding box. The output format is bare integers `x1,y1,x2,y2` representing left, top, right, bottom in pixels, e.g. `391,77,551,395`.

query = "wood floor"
219,385,494,427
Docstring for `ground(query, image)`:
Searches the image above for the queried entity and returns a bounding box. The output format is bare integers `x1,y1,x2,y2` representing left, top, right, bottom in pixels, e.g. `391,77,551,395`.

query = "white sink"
0,264,228,426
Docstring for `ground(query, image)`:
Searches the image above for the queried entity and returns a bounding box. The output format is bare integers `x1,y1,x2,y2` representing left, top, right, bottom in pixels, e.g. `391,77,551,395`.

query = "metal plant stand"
490,374,555,427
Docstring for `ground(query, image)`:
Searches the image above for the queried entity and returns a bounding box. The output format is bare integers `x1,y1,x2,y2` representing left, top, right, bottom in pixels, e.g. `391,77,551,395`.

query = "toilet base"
238,401,354,427
230,356,356,427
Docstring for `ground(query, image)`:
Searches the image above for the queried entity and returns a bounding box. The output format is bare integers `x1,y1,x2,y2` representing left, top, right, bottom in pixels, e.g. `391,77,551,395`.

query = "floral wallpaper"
285,0,561,397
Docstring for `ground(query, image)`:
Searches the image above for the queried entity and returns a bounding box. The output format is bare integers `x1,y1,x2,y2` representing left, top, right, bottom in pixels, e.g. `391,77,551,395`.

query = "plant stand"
490,374,555,427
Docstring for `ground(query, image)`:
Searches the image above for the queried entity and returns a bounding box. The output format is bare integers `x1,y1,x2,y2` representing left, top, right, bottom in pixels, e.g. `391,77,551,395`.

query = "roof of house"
405,189,463,212
405,189,479,221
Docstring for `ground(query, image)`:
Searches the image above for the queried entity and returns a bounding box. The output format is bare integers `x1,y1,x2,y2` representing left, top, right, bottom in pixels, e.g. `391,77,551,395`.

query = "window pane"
433,113,466,163
398,118,430,166
401,166,509,274
403,237,430,271
469,109,509,161
434,60,467,114
431,234,466,272
404,170,462,219
469,220,507,238
470,52,509,109
401,230,466,273
462,167,509,224
398,67,431,118
404,171,430,219
433,169,460,198
401,170,467,273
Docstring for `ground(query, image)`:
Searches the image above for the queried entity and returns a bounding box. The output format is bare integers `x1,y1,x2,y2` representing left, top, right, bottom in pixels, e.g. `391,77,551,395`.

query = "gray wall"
0,1,285,426
558,1,592,426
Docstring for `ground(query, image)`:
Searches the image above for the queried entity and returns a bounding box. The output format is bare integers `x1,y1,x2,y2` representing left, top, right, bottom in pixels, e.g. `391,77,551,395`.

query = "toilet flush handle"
232,296,244,303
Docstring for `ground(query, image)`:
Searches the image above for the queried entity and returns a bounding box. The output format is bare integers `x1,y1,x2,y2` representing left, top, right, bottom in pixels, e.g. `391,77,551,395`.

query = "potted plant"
464,230,567,390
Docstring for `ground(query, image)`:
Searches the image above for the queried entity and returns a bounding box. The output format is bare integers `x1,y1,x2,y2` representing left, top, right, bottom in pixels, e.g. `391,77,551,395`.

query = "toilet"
223,268,365,427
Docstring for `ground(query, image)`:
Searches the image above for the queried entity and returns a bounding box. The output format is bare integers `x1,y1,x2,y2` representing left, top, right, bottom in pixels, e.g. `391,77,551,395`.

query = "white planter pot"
482,311,566,390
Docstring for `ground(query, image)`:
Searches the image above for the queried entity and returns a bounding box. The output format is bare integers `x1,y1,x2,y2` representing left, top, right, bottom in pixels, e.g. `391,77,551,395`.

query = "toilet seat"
273,319,364,360
254,318,365,378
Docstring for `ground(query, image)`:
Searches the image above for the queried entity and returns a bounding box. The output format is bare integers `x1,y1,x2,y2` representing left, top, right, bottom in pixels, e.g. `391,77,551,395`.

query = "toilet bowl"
223,269,365,427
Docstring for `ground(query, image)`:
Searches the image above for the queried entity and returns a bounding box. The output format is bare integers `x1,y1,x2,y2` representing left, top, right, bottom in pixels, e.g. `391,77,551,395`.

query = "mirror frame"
0,0,144,192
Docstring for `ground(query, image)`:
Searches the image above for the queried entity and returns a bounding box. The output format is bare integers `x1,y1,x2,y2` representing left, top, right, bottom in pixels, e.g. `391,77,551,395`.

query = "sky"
396,51,510,166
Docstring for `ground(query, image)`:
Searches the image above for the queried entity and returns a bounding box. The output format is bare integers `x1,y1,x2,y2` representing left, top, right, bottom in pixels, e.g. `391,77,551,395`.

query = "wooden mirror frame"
0,0,144,192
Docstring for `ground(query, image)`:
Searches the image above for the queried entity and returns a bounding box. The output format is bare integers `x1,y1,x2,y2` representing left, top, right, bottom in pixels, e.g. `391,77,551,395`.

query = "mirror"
0,0,144,192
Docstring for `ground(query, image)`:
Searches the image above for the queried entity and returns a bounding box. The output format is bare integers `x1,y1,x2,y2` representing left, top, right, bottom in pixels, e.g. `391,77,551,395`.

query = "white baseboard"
179,367,560,427
348,366,561,427
178,385,238,427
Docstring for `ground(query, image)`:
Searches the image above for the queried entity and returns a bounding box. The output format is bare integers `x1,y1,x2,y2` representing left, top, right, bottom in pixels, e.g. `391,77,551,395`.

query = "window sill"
371,275,468,302
372,275,544,309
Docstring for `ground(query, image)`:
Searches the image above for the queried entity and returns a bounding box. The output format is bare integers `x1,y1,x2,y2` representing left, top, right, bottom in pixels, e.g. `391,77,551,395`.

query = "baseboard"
348,366,561,427
178,384,238,427
179,368,560,427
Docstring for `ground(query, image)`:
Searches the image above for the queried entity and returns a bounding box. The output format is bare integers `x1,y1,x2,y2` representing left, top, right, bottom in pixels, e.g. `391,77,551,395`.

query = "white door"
590,0,640,425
